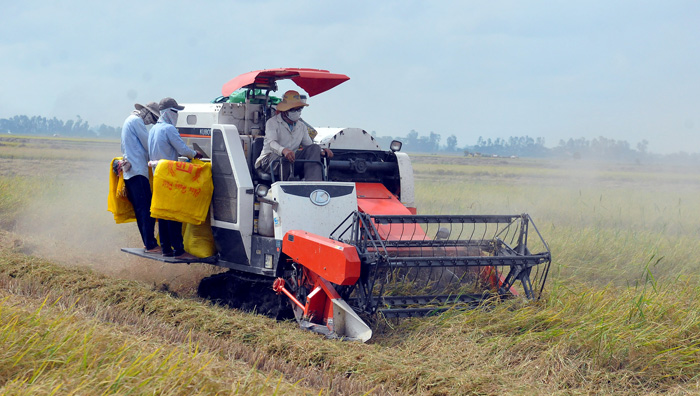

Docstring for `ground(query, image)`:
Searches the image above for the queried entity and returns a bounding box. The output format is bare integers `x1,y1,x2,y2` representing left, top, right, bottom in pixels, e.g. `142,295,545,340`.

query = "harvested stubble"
0,135,118,162
0,249,387,395
0,292,306,395
0,176,56,230
4,139,700,394
2,248,700,395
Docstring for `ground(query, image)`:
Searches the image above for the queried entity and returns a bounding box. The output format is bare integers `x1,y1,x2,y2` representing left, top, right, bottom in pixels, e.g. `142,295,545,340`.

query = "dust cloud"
9,153,220,296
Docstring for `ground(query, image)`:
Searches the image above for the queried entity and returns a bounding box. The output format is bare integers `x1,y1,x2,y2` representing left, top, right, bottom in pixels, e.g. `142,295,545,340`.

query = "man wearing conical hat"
255,90,332,181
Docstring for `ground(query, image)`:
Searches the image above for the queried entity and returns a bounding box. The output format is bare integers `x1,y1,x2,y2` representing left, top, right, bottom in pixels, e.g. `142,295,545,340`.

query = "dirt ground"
0,144,222,297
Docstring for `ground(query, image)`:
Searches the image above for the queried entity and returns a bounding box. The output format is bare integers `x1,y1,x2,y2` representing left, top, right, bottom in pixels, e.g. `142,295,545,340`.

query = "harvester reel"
330,212,552,319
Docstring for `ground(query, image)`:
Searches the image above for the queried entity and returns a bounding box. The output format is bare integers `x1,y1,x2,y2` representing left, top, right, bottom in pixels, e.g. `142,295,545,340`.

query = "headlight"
255,184,269,198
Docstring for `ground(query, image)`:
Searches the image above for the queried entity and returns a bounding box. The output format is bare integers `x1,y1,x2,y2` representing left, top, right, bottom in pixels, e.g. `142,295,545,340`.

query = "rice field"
411,154,700,286
2,136,700,394
0,290,308,395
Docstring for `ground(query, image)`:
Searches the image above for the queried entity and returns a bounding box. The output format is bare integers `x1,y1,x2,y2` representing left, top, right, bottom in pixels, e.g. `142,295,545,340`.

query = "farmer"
148,97,201,260
120,101,160,253
254,90,332,181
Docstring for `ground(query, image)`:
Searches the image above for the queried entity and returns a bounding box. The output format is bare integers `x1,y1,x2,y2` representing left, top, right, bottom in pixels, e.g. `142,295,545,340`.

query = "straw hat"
276,90,309,112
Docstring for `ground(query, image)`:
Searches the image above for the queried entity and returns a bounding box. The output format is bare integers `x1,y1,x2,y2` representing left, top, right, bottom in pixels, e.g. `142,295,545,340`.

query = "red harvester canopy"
221,68,350,97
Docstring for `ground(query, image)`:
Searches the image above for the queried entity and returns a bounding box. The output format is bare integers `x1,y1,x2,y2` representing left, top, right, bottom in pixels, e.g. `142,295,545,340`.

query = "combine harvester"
122,68,551,342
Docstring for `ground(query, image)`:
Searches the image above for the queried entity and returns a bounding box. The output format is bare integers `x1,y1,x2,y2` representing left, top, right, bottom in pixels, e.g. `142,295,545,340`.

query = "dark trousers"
124,175,158,250
158,219,184,256
259,144,323,181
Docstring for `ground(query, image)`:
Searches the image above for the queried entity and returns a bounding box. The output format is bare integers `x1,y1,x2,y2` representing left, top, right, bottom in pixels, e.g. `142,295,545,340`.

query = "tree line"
372,130,461,153
372,130,700,162
468,135,650,161
0,115,120,139
3,114,697,162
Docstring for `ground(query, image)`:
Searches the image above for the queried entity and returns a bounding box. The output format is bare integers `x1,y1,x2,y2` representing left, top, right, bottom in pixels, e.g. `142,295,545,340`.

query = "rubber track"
197,270,294,320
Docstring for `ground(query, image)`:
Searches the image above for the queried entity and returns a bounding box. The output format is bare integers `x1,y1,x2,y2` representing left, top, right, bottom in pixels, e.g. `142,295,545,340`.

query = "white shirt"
255,113,313,168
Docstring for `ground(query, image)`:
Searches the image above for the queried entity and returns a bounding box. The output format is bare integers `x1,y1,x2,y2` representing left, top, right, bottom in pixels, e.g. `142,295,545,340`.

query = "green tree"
446,134,458,151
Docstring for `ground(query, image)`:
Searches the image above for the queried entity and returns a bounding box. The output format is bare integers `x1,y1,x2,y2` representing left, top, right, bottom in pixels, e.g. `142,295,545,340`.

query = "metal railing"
330,212,552,318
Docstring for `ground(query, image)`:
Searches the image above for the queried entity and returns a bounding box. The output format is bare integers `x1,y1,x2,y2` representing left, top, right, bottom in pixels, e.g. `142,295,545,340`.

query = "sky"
1,0,699,154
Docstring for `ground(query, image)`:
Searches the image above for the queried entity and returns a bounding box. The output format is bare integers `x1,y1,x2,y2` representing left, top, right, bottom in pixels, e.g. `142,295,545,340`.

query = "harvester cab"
121,68,552,342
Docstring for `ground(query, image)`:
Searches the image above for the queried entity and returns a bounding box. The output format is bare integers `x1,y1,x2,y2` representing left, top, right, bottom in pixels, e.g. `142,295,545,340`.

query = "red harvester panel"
356,182,425,240
282,230,361,285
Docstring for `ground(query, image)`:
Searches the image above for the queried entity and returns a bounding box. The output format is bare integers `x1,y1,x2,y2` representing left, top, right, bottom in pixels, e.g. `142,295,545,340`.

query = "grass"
0,252,384,395
0,135,118,161
0,286,311,395
411,160,700,286
0,176,59,230
2,139,700,393
0,134,118,143
414,160,700,186
1,250,699,394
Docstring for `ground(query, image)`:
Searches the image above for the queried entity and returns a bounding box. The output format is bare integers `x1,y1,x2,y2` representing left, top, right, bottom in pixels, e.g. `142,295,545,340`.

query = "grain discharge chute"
121,68,551,342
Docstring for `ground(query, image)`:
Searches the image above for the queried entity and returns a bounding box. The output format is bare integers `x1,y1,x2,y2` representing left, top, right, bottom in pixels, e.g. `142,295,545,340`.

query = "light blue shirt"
120,113,150,180
148,113,196,162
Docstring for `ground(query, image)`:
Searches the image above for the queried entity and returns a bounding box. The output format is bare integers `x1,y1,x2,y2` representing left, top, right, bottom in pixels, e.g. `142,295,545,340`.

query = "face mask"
286,109,302,122
160,108,179,125
170,109,179,125
144,112,157,125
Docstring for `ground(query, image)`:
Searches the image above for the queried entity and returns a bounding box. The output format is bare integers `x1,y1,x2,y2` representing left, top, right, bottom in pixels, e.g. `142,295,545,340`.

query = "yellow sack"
183,217,217,258
151,159,213,225
107,157,136,224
